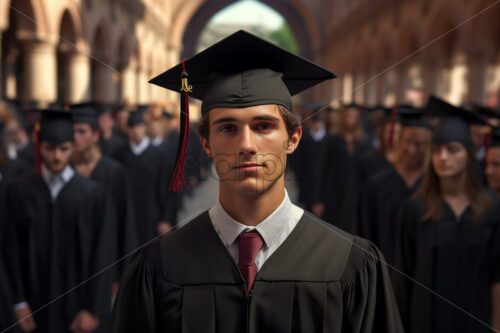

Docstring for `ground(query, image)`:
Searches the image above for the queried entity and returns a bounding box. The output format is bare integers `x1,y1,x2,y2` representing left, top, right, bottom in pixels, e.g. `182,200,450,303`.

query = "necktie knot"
237,230,264,293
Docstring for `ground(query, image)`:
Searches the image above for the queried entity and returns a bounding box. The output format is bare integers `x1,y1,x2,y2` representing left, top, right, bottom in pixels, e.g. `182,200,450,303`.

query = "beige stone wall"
2,0,499,108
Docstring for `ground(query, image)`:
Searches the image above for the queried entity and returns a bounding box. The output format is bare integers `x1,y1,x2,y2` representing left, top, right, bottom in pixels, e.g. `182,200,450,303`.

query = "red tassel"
168,59,191,192
35,118,41,175
388,108,398,148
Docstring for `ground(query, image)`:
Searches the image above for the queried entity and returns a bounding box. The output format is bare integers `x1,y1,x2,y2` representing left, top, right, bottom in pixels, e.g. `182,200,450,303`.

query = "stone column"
23,40,57,105
394,66,408,104
466,51,488,104
136,66,150,105
65,51,90,103
121,62,137,105
92,59,116,104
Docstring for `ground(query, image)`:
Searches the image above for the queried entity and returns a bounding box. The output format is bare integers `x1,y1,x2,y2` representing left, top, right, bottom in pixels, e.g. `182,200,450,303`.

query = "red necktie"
237,231,264,293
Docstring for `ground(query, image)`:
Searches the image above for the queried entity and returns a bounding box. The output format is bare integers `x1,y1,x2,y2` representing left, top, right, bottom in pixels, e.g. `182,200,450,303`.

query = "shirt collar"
209,190,293,249
129,136,150,156
150,136,164,147
41,164,75,184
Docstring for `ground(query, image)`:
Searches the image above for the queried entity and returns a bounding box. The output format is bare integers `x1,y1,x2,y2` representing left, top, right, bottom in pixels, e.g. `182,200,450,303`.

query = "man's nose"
237,126,257,156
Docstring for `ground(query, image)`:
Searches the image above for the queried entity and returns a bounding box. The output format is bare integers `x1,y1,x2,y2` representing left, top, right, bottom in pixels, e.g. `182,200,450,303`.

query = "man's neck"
218,178,286,227
101,127,113,140
73,145,101,178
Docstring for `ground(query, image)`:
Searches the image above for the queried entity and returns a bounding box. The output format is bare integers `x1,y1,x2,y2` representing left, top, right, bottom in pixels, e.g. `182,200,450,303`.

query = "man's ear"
286,126,302,154
200,136,213,157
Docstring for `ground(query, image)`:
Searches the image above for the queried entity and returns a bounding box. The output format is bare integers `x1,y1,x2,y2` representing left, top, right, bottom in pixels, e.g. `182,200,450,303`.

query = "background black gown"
111,211,403,333
114,143,171,245
354,166,422,266
393,194,500,333
318,135,373,230
16,142,36,170
354,149,390,189
2,172,114,332
89,155,138,281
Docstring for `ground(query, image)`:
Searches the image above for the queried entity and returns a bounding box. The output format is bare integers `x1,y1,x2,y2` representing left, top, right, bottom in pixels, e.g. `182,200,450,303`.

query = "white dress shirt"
150,136,164,147
41,164,75,201
130,136,150,156
209,190,304,270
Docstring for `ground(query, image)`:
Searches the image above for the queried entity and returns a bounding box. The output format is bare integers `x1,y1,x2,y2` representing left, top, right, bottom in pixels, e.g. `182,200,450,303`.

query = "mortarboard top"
426,95,483,149
473,105,500,120
39,109,74,144
396,105,430,128
70,103,98,127
127,110,144,127
149,30,335,115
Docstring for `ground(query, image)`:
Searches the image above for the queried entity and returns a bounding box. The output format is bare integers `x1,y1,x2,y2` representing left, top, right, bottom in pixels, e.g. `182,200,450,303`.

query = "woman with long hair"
394,97,500,333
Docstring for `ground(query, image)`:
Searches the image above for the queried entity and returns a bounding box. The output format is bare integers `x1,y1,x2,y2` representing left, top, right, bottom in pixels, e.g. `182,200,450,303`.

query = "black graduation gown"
100,131,127,158
111,211,404,333
16,142,36,170
114,144,170,245
354,166,421,266
292,129,326,209
393,195,500,333
90,156,138,281
318,135,374,230
354,149,390,188
2,173,113,332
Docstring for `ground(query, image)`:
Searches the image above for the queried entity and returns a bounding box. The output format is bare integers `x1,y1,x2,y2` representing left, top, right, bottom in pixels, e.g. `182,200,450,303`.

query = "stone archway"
171,0,320,61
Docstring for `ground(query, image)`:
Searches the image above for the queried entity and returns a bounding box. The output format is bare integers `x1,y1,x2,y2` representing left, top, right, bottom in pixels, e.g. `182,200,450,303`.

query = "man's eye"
220,125,235,133
255,122,273,131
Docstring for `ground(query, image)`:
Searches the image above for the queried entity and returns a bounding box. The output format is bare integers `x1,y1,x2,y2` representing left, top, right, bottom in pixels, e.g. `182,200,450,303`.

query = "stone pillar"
422,57,439,98
121,63,137,105
65,51,90,103
0,33,3,99
136,67,150,105
354,72,365,105
23,40,57,105
395,66,408,104
466,51,488,104
92,59,116,104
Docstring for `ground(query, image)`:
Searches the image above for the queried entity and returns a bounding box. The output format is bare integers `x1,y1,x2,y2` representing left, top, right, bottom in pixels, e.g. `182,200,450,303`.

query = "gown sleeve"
392,198,419,331
342,237,404,333
111,247,157,333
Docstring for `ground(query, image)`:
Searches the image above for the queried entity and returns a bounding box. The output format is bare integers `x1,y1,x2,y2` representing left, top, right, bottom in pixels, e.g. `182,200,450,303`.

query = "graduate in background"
355,106,431,265
394,96,500,333
2,109,113,333
485,127,500,197
96,104,127,158
113,110,174,244
71,105,138,297
354,106,401,187
111,30,403,333
314,103,374,230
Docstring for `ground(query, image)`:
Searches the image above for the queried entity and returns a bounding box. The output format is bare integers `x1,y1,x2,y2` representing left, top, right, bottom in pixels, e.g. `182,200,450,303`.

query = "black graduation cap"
70,103,98,128
149,30,335,114
426,95,483,149
396,105,430,128
149,30,336,192
474,105,500,120
128,111,144,127
39,109,74,144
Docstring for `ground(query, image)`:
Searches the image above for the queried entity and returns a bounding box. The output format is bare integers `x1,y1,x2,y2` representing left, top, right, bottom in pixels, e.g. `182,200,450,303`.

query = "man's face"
117,111,129,131
127,124,146,144
40,141,73,173
201,104,301,196
98,113,114,132
396,127,431,170
73,123,99,153
485,147,500,193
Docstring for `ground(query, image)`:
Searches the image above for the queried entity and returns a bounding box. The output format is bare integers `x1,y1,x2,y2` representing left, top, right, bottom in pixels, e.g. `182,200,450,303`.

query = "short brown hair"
196,105,300,142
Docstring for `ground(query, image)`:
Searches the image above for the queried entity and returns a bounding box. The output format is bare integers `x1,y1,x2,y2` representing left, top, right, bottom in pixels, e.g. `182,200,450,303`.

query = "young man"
355,106,431,265
113,110,174,244
111,30,402,332
2,110,113,332
72,105,138,294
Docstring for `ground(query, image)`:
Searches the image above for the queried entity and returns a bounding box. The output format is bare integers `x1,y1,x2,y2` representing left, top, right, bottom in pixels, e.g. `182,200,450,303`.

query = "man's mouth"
233,163,264,170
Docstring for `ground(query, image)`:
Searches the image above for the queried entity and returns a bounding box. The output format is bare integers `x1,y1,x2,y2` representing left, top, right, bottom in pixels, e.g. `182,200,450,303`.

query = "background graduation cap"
397,105,430,128
149,30,336,192
490,127,500,148
127,110,145,127
70,103,99,128
426,95,484,149
35,109,74,174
